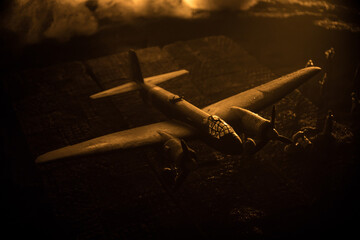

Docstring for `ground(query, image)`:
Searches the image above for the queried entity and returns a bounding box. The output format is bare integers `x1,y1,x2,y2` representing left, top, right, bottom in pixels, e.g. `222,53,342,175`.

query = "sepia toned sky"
1,0,358,44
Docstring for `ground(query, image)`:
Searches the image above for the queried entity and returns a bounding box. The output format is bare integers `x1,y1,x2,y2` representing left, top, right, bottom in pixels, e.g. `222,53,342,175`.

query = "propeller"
169,140,221,191
270,105,276,128
160,139,198,191
265,105,293,144
179,139,198,172
174,140,219,190
251,105,292,153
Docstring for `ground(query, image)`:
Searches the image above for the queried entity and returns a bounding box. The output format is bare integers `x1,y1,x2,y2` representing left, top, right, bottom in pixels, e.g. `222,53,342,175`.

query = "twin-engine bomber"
36,50,321,187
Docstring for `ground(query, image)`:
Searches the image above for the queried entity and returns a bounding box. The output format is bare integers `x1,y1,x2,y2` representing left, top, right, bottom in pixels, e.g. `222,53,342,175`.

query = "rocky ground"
3,35,359,239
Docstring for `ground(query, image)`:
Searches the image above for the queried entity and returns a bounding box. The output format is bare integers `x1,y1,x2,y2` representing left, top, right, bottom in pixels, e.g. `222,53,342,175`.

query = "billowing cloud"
2,0,263,44
183,0,258,10
1,0,357,44
3,0,98,43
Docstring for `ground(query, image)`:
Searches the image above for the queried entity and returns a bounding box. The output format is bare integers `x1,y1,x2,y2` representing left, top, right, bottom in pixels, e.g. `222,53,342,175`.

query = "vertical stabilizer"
128,50,144,83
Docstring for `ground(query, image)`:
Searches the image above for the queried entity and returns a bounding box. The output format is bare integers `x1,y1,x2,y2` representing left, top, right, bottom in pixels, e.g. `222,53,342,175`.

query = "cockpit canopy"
206,115,236,139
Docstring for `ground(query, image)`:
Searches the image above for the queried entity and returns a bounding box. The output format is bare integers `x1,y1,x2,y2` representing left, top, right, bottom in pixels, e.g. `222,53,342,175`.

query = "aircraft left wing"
36,120,195,164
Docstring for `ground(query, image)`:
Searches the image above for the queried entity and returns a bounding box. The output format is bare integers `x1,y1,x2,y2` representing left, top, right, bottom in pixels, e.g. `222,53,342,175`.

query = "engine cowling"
158,131,197,190
230,106,292,153
230,106,271,138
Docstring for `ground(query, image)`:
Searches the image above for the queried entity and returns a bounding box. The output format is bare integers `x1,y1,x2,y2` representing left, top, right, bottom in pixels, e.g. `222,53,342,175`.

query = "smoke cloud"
183,0,258,10
1,0,260,44
3,0,99,43
1,0,356,44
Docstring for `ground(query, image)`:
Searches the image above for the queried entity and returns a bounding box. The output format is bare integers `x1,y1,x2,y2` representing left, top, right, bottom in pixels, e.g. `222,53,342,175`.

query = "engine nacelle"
230,106,272,138
158,131,197,190
163,137,197,172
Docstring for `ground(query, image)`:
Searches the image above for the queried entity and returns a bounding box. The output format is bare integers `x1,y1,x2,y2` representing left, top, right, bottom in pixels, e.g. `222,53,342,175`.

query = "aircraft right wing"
36,120,196,164
202,66,321,121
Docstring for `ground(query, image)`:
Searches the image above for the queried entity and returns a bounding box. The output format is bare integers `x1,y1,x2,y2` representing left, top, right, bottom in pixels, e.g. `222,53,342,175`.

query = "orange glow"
182,0,258,10
3,0,354,44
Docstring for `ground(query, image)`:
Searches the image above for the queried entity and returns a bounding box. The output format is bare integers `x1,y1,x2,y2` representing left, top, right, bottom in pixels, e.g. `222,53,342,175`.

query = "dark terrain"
1,7,360,240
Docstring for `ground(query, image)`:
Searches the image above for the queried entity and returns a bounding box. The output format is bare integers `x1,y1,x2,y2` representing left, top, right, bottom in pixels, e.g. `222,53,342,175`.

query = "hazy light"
1,0,356,44
182,0,258,10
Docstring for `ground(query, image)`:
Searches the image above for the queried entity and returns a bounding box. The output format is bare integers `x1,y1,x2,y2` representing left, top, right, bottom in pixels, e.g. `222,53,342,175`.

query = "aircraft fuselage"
140,83,243,154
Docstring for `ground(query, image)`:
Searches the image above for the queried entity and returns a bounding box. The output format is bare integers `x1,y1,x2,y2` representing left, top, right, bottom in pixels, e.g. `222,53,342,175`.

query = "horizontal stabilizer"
90,82,139,99
144,69,189,85
90,69,189,99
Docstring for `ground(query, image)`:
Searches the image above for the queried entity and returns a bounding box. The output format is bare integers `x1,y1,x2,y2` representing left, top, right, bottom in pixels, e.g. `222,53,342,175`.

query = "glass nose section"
206,115,243,154
207,115,236,139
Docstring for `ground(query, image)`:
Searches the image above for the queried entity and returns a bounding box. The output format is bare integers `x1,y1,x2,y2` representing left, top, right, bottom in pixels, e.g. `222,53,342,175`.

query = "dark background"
1,0,360,239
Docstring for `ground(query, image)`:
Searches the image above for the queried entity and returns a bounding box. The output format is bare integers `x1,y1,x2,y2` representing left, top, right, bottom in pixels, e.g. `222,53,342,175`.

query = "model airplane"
36,50,320,185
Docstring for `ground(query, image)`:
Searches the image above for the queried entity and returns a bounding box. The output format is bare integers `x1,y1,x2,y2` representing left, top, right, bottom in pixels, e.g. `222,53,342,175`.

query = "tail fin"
128,50,144,83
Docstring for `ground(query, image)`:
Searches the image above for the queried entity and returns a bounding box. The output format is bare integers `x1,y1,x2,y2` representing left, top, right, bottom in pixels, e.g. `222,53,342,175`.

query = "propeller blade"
265,127,292,145
266,128,280,140
180,139,190,156
267,106,292,145
270,105,276,128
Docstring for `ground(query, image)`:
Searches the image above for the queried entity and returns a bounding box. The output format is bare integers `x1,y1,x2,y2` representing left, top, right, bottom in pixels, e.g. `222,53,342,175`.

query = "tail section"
90,49,189,99
128,49,144,83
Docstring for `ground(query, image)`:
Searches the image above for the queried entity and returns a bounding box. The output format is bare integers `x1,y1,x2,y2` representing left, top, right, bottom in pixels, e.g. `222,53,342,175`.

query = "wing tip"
89,94,99,99
35,151,63,164
306,66,322,72
305,66,322,77
35,153,53,164
35,146,75,164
